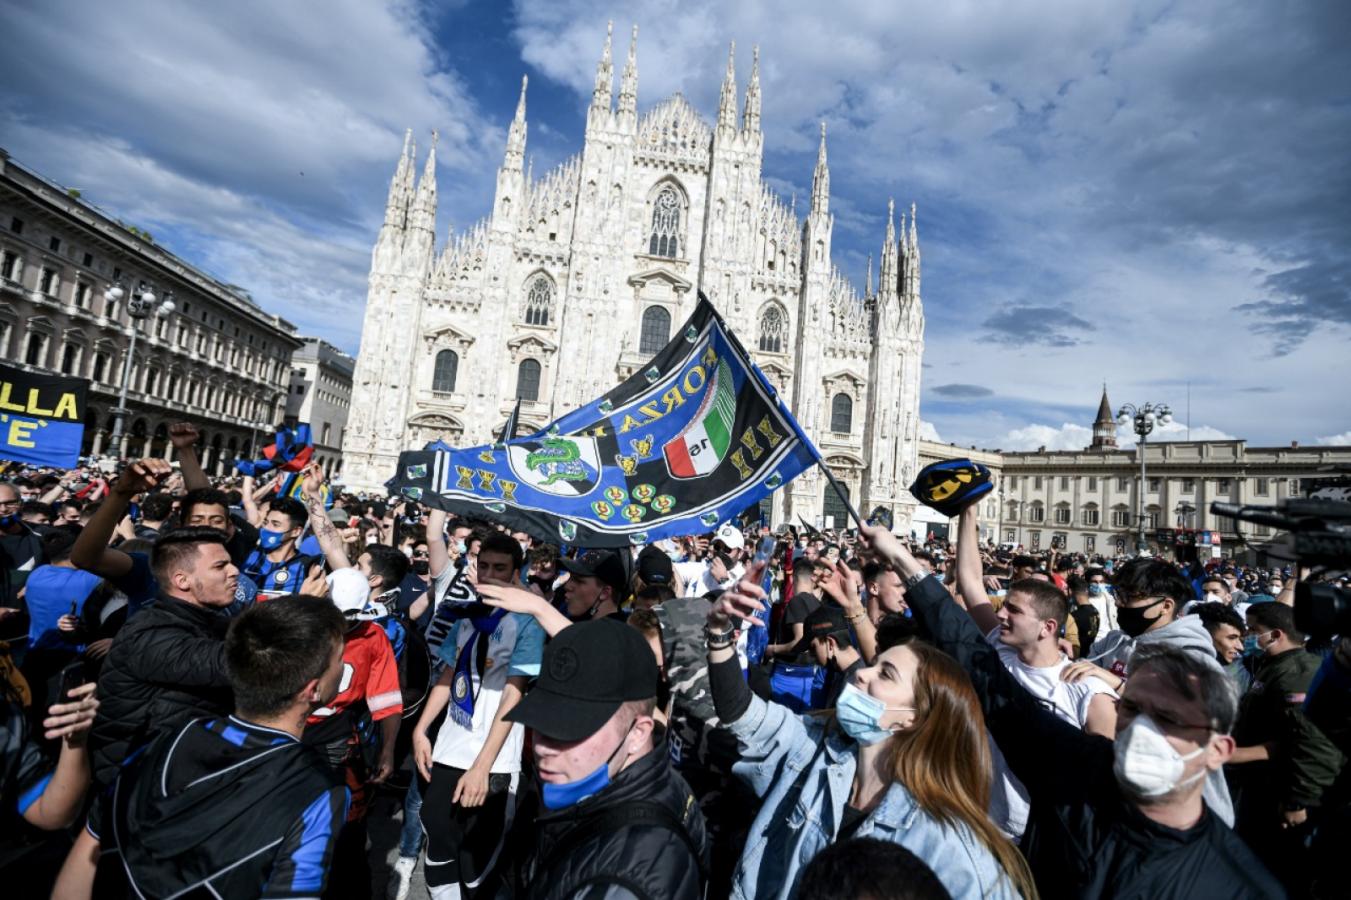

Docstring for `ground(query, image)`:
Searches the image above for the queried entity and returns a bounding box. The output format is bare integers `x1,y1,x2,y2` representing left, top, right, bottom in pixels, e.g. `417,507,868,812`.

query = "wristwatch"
705,621,739,648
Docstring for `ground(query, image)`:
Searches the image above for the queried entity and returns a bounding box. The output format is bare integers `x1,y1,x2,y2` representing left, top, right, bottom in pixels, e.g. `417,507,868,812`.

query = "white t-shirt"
432,610,544,774
987,628,1117,729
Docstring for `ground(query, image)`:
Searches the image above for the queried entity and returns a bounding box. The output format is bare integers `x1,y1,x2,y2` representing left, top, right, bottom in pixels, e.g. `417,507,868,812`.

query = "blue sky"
2,0,1348,450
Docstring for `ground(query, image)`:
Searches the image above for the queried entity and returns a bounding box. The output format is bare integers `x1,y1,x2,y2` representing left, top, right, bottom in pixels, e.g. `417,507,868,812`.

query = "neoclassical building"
344,25,926,529
0,149,299,472
284,337,355,477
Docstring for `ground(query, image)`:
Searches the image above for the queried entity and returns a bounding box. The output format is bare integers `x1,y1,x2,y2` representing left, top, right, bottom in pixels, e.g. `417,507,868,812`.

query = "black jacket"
513,734,708,900
905,575,1285,899
89,594,232,787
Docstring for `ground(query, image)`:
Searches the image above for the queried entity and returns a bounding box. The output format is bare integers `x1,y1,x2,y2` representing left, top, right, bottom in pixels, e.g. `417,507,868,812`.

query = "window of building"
48,236,61,252
74,282,89,308
39,267,56,295
1254,477,1269,496
321,423,331,445
638,306,671,355
293,384,304,395
1028,503,1045,523
1,251,17,280
830,393,853,433
1082,506,1100,526
648,185,682,258
1005,529,1016,543
1180,478,1194,492
524,276,553,326
1085,534,1096,553
1059,476,1069,489
10,217,23,234
1117,477,1129,491
1054,504,1072,525
432,349,458,393
758,305,788,354
24,333,46,366
1034,477,1043,490
1111,507,1131,528
82,252,93,267
1215,478,1230,493
1007,475,1017,488
1052,532,1068,548
145,368,159,395
516,359,542,402
1029,531,1042,551
1148,477,1160,492
1007,501,1020,520
167,374,179,399
1254,523,1271,537
1288,478,1300,494
1087,476,1097,490
1145,507,1160,529
822,480,850,530
60,343,79,374
155,317,167,338
92,352,108,383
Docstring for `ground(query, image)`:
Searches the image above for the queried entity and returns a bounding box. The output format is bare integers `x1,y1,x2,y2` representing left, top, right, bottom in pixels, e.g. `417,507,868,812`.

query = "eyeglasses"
0,499,20,510
412,551,430,559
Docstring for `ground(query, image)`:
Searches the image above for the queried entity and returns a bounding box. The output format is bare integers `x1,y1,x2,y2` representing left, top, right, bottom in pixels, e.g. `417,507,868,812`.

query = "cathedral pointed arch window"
638,306,671,356
830,393,853,433
432,349,458,394
758,305,787,353
516,359,541,402
648,185,683,258
523,275,554,327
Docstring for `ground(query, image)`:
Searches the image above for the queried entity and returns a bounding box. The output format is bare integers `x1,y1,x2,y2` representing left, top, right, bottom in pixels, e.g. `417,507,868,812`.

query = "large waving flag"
388,295,821,547
235,423,314,477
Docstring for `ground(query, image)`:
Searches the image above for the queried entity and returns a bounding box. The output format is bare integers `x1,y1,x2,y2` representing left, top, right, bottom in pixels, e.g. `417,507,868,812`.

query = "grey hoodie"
1086,614,1236,827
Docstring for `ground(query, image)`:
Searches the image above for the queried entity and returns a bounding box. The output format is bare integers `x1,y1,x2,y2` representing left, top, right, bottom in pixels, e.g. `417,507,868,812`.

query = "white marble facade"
343,25,925,530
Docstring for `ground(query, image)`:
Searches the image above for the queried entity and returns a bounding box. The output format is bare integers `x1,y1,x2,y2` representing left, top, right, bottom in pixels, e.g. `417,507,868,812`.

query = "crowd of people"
1,424,1347,899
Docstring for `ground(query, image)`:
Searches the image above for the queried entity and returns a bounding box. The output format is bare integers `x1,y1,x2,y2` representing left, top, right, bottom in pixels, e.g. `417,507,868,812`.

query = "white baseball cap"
327,568,372,618
714,523,745,551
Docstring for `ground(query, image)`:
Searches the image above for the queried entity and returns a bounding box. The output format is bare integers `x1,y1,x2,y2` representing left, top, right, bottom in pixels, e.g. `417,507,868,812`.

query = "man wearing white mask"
859,523,1284,899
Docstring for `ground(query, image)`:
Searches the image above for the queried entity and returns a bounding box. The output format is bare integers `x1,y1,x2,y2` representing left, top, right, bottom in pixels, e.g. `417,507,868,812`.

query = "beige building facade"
284,337,355,478
0,149,300,472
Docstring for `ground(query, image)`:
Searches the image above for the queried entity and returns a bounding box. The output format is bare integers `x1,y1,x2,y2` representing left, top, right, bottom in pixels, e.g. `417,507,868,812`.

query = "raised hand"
167,422,199,450
707,562,768,629
112,458,171,498
43,682,99,745
476,580,548,616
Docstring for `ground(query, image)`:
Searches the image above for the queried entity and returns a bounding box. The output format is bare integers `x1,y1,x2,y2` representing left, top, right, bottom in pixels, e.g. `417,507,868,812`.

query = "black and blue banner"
0,363,88,469
389,295,821,547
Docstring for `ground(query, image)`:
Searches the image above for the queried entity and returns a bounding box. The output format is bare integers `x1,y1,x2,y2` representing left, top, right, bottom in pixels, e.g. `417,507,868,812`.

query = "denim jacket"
727,693,1019,900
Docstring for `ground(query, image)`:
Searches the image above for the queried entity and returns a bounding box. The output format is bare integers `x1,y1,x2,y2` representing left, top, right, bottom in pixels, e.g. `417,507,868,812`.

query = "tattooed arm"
301,465,351,571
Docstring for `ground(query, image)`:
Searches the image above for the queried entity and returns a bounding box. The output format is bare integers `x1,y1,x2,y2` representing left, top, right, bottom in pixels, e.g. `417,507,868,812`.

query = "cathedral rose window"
524,276,554,326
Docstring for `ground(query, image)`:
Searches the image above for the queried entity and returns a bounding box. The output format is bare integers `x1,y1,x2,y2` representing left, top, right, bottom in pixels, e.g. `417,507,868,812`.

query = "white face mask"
1113,713,1209,799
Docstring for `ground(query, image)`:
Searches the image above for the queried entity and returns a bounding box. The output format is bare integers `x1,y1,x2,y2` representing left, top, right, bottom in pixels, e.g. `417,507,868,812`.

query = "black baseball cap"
636,544,674,587
559,549,628,598
505,618,659,742
793,605,853,656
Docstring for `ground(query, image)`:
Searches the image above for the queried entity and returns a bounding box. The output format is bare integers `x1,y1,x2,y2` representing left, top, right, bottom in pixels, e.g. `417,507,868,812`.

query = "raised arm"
476,581,572,637
425,507,450,580
240,474,263,527
70,459,169,579
955,507,1000,636
299,464,350,571
168,423,211,492
821,560,877,664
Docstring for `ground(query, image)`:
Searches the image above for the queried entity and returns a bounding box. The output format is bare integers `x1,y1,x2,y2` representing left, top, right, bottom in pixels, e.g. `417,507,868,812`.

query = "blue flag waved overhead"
388,295,820,547
0,363,88,469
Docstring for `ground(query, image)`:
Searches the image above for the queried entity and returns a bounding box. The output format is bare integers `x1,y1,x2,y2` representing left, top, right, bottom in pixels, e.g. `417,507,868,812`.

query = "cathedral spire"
810,121,830,214
592,21,614,112
385,128,415,226
1090,385,1118,450
504,75,528,171
901,202,921,299
742,45,761,133
908,202,918,248
717,41,738,133
880,199,898,296
617,24,638,122
412,130,438,220
866,253,873,296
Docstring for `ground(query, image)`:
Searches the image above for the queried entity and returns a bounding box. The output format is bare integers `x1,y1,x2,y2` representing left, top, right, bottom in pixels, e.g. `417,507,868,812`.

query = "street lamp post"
105,281,175,458
1117,401,1172,554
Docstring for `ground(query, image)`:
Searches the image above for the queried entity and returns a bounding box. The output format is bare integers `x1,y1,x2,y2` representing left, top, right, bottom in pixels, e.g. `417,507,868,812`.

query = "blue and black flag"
0,363,88,468
388,295,820,547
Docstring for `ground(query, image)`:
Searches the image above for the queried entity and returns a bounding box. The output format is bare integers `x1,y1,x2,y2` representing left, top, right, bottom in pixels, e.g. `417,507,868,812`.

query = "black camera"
1211,496,1351,636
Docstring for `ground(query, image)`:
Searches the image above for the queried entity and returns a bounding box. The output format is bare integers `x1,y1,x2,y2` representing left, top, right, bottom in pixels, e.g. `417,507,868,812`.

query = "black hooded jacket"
512,733,708,900
89,715,347,898
89,593,233,786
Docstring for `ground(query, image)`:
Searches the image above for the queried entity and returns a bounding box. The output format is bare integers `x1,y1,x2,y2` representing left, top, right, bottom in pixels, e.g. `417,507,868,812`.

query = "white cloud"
919,420,943,442
994,419,1235,452
1316,432,1351,446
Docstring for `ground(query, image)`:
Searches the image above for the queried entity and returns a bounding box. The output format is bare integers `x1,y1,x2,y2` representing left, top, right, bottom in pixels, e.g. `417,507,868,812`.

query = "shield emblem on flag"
507,436,602,497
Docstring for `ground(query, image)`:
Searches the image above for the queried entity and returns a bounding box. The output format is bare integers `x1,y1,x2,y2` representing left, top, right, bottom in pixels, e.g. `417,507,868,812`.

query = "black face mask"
412,559,430,576
1117,597,1168,638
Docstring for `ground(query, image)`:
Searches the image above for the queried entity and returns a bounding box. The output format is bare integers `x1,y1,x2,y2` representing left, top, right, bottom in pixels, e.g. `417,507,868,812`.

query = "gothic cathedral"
343,25,925,531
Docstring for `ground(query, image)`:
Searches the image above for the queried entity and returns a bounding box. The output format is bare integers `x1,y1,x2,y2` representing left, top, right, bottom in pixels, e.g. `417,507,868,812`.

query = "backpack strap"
534,799,707,892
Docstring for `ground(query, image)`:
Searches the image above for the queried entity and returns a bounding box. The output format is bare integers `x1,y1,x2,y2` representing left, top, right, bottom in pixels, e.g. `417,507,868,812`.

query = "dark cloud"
931,383,994,399
1237,386,1279,394
981,305,1093,348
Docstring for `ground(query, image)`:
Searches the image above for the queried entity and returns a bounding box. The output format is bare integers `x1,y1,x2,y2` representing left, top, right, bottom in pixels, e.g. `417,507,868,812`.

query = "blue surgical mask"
258,528,286,551
835,682,912,745
455,540,467,555
0,513,20,529
1089,584,1109,596
539,723,634,810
